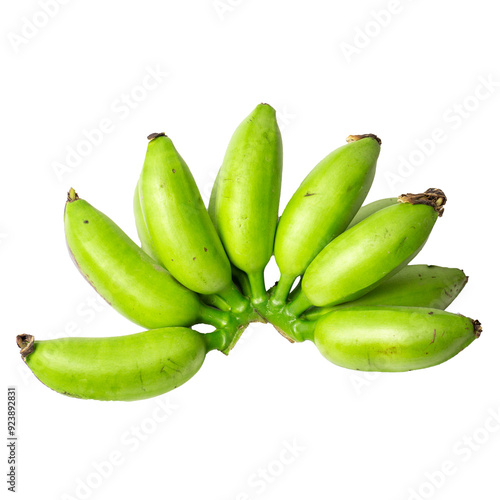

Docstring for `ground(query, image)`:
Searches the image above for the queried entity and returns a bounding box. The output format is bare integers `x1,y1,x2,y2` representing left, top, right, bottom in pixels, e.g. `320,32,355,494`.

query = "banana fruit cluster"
17,103,481,401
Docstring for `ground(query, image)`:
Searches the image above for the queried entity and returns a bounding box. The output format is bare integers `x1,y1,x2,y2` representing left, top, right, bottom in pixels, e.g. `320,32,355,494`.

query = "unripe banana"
346,197,397,229
140,133,237,300
289,189,446,314
272,134,381,304
208,167,253,300
311,306,481,372
209,104,283,302
65,189,223,329
304,265,467,321
232,265,252,297
17,329,208,401
133,179,160,262
207,168,220,223
134,178,231,312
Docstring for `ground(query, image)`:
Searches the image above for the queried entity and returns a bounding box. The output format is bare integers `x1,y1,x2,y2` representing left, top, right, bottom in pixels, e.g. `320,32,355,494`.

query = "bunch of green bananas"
17,104,481,401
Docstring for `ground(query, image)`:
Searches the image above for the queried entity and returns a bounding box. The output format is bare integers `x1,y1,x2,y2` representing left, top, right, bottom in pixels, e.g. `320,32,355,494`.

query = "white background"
2,1,499,499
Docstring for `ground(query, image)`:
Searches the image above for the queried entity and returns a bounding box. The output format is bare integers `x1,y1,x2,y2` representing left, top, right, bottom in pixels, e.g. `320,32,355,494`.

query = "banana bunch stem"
202,301,266,355
247,272,268,305
284,289,313,317
197,305,232,329
270,274,296,307
253,299,316,343
216,282,252,314
232,267,252,297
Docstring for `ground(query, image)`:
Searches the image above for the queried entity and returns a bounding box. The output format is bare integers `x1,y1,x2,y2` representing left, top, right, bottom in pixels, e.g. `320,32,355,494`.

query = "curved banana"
134,178,231,312
304,265,467,321
17,328,208,401
65,189,225,329
140,133,245,309
133,179,160,262
208,166,254,300
288,189,447,314
346,197,397,229
272,134,381,304
209,104,283,302
207,167,221,225
310,306,481,372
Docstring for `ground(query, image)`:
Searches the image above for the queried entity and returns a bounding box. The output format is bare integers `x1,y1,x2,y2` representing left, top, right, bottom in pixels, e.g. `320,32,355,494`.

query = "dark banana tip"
147,132,166,141
473,320,482,338
346,134,382,145
17,334,35,358
67,188,79,203
397,188,447,217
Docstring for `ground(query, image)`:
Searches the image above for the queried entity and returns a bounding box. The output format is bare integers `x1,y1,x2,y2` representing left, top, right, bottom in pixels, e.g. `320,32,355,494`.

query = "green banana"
207,167,221,223
140,133,245,309
17,328,209,401
208,167,252,299
288,189,447,314
135,179,232,313
133,179,160,262
232,265,252,297
310,306,481,372
272,134,381,305
304,265,467,321
346,197,398,229
65,189,225,329
209,104,283,303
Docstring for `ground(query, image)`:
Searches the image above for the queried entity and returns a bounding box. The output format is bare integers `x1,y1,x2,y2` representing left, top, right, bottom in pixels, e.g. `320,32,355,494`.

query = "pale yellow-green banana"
347,197,397,229
209,104,282,303
17,328,208,401
304,265,467,321
133,179,160,262
310,306,481,372
64,189,226,329
272,134,381,305
288,189,446,314
140,133,248,311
